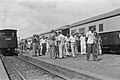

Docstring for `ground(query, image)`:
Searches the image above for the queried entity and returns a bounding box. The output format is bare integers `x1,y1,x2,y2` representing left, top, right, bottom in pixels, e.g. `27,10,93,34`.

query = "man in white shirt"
80,33,86,55
58,31,65,59
41,36,47,55
86,27,97,61
69,34,76,58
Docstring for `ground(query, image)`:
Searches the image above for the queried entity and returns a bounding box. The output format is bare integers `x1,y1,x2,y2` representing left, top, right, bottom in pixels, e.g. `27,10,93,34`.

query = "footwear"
86,59,89,61
86,60,90,62
93,59,98,61
59,57,63,59
73,56,76,58
39,54,42,56
32,55,37,57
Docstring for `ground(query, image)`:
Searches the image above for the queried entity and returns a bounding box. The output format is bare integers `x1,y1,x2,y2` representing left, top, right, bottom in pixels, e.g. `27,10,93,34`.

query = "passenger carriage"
69,8,120,53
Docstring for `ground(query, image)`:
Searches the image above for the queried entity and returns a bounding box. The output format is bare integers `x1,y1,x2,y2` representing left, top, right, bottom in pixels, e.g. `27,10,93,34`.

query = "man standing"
49,30,56,59
69,33,76,58
86,27,97,61
19,39,24,54
65,34,70,57
80,33,86,55
58,31,65,59
32,34,37,57
98,36,102,55
74,33,79,55
41,36,47,55
36,35,41,56
54,32,59,58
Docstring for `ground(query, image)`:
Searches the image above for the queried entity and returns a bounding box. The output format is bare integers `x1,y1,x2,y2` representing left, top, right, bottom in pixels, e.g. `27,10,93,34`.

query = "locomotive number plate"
5,38,11,40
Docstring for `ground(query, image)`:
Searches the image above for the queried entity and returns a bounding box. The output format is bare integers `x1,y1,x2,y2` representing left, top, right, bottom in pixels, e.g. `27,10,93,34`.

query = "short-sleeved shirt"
58,34,65,43
86,31,95,44
69,36,76,43
41,38,46,43
65,36,69,42
74,35,79,41
80,36,86,44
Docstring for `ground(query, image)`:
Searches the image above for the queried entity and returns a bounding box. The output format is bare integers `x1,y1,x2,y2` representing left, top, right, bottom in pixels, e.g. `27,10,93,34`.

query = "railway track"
1,56,25,80
1,56,67,80
1,55,102,80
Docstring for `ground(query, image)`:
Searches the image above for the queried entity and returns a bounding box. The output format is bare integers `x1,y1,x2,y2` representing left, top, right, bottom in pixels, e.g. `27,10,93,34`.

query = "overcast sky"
0,0,120,38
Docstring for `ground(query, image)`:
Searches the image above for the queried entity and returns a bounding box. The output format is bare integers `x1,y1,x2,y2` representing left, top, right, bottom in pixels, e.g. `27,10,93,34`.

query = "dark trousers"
86,44,97,61
50,45,55,59
55,45,59,58
42,43,47,55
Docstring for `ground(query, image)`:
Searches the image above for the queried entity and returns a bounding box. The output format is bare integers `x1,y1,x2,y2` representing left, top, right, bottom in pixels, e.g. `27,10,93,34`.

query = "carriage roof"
0,29,17,32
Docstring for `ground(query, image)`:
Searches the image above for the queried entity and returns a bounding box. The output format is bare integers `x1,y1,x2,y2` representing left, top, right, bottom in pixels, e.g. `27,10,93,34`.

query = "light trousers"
71,43,75,57
65,42,70,56
59,43,65,58
81,43,86,54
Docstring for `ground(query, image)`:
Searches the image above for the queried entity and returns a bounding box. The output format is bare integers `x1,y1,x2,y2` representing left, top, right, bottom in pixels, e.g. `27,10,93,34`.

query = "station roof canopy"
69,8,120,28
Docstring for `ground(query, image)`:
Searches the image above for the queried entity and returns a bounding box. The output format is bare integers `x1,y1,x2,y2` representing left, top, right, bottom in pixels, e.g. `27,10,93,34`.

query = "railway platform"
0,58,9,80
22,51,120,80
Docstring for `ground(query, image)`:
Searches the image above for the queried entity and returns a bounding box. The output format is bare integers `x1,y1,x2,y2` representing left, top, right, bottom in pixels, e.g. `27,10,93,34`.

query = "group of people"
18,38,28,53
49,27,102,61
49,30,85,59
18,34,48,57
31,34,48,57
18,26,102,61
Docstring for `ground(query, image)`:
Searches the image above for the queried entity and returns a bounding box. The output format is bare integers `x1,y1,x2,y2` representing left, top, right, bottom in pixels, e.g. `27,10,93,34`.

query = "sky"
0,0,120,38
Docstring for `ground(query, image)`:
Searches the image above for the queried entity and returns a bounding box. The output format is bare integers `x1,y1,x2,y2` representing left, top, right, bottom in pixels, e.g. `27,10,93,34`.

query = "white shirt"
58,34,65,43
69,36,76,43
40,38,46,43
86,31,95,44
80,36,86,44
65,36,69,42
74,35,79,41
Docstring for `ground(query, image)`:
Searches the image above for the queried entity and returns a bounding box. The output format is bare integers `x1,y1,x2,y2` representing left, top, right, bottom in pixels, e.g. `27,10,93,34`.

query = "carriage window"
0,32,5,36
12,32,14,36
89,25,96,31
71,29,76,35
0,32,13,36
99,24,103,32
79,28,85,34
